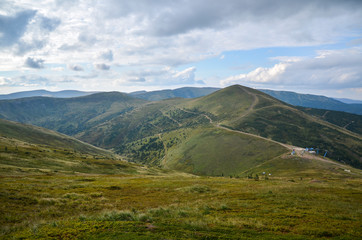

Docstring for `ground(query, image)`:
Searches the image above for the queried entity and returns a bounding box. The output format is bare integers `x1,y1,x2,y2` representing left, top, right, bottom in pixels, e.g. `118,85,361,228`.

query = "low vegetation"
1,118,360,239
1,172,361,239
297,107,362,135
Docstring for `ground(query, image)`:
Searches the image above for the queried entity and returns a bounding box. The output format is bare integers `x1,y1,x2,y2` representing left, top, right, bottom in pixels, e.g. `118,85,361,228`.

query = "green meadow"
1,172,361,239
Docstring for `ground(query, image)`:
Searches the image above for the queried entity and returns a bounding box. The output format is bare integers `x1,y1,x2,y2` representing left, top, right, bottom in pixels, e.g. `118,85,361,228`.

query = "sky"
1,0,362,99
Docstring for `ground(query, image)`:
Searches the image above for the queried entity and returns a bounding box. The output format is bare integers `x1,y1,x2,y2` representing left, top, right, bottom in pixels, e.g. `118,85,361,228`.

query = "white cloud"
51,67,64,71
0,77,11,86
2,0,362,69
221,48,362,90
172,67,197,84
0,0,362,94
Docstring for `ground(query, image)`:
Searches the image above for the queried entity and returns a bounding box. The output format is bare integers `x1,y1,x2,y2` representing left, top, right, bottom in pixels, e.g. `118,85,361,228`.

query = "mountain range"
1,85,361,173
0,89,97,100
2,87,361,116
259,89,362,115
129,87,220,101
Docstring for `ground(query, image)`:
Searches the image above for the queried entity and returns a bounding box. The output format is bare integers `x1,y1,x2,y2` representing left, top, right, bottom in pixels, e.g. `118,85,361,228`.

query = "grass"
297,107,362,135
0,135,143,176
1,173,361,239
162,126,287,176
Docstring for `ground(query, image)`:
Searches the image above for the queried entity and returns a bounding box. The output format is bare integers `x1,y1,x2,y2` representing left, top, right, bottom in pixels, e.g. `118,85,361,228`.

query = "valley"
0,85,361,239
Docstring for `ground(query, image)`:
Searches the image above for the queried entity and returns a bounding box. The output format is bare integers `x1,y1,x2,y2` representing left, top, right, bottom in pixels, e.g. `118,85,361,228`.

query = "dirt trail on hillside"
180,105,348,168
233,86,259,121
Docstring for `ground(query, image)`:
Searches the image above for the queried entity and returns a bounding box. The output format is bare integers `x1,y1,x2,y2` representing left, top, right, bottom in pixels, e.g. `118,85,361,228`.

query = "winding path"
179,91,349,168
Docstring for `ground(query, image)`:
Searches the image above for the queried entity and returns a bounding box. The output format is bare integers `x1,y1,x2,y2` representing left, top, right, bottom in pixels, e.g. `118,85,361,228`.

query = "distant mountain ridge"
2,88,361,116
335,98,362,104
0,92,146,136
0,90,97,100
259,89,362,115
129,87,220,101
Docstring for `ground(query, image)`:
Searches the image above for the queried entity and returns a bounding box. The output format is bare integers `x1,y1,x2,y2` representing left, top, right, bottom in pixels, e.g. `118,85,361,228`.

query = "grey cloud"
25,57,45,69
98,0,362,37
16,40,45,55
59,44,81,51
78,32,97,45
68,65,84,71
0,10,36,47
95,63,110,70
55,0,80,9
100,50,113,61
40,16,61,31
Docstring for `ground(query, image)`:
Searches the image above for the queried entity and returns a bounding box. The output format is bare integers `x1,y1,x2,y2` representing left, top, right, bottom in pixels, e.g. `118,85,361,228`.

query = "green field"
1,173,361,239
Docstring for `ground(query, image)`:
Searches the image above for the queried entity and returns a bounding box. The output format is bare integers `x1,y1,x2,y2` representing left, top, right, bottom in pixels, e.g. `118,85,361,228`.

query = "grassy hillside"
119,126,287,176
184,85,362,169
77,98,209,148
129,87,220,101
0,92,146,135
1,99,361,239
229,104,361,168
0,119,113,156
297,107,362,135
162,127,287,176
0,85,361,172
0,119,153,175
260,89,362,115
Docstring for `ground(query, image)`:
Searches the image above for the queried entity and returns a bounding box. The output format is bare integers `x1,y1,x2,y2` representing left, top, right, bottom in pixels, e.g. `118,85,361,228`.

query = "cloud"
0,9,61,55
78,32,97,45
59,44,81,51
24,57,45,69
128,77,146,83
40,16,61,31
221,48,362,90
1,0,362,94
95,63,110,70
122,66,199,86
0,10,36,47
68,64,84,71
51,67,64,71
0,75,51,87
172,67,197,84
0,76,11,86
100,50,113,61
16,40,46,55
